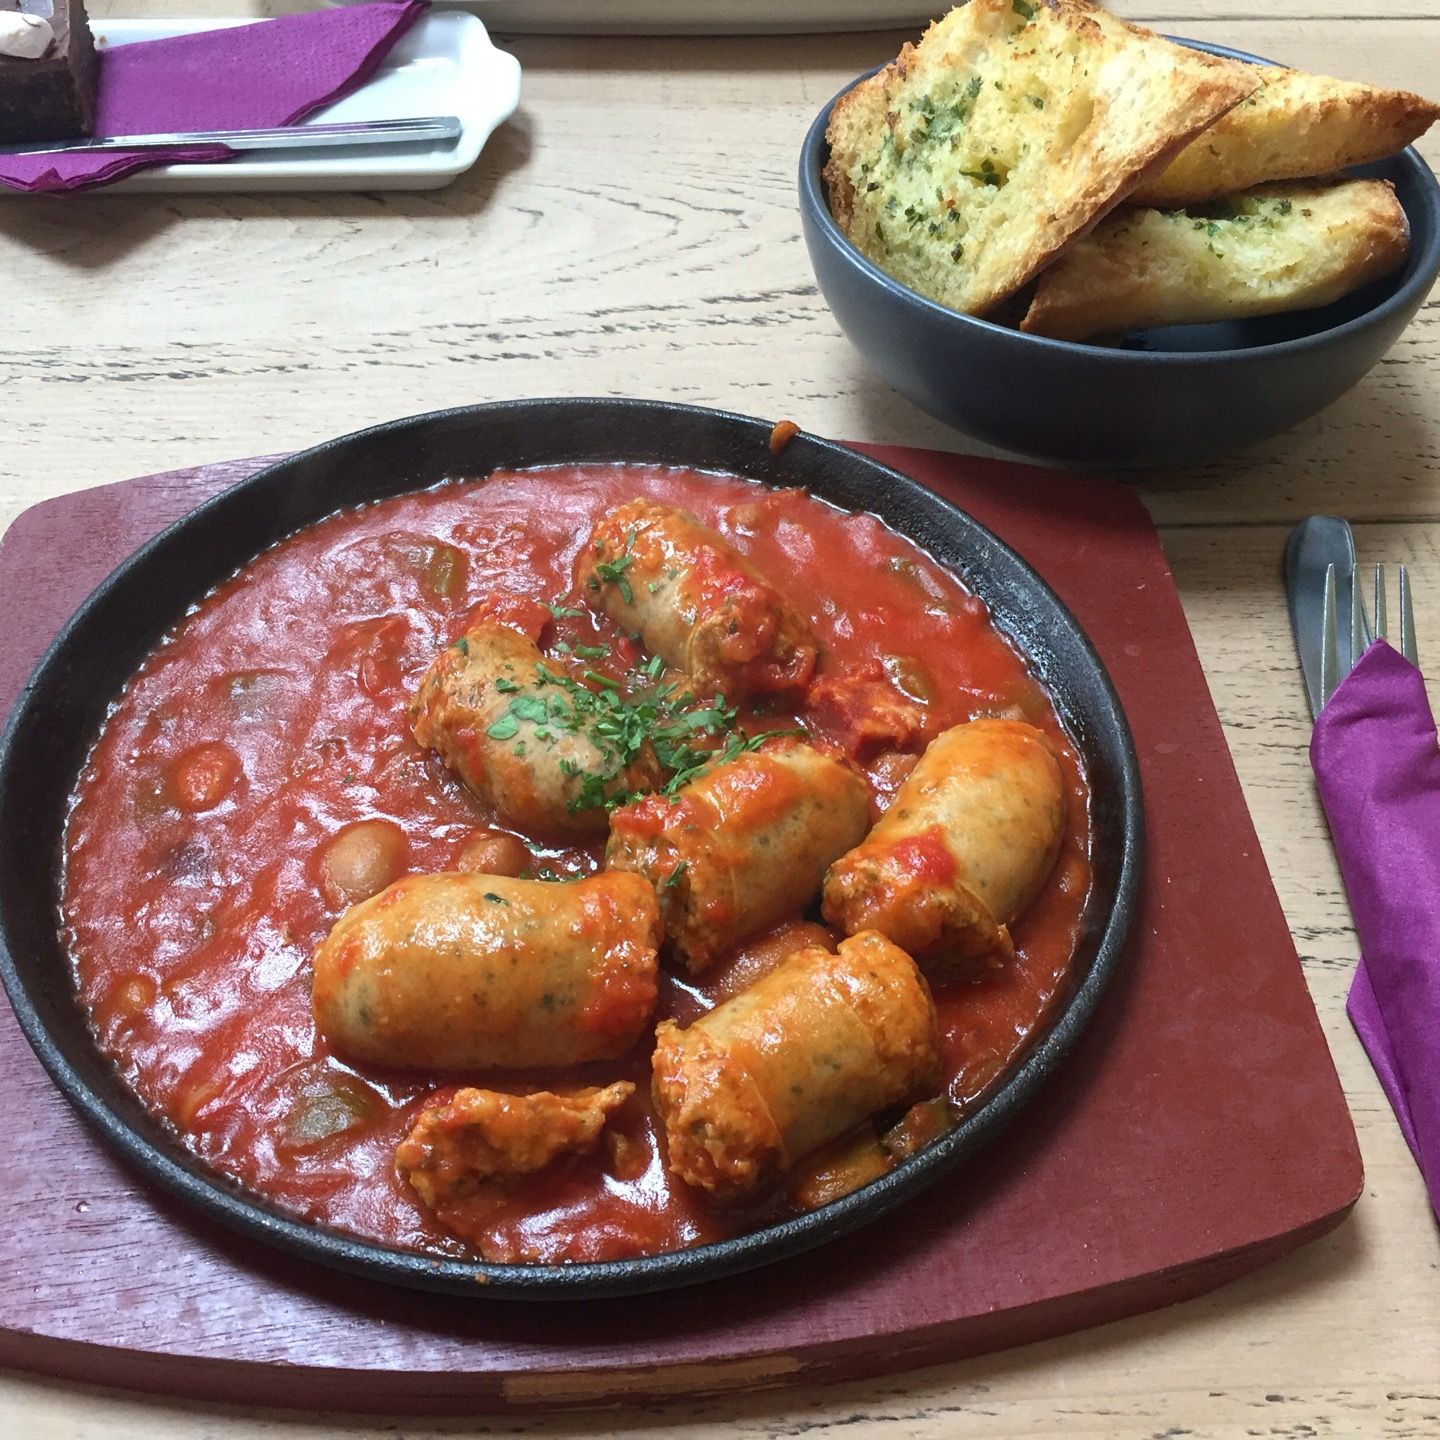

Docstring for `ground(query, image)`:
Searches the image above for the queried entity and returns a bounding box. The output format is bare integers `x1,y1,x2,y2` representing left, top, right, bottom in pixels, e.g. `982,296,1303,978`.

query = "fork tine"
1349,568,1369,668
1322,563,1340,707
1374,564,1388,642
1399,565,1419,665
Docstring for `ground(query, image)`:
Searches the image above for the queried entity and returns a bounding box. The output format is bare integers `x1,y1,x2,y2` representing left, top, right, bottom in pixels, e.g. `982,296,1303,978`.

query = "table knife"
1285,515,1363,719
0,116,464,159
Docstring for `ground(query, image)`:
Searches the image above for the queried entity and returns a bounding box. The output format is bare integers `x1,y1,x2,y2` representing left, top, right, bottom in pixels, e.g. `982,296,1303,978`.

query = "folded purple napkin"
1311,638,1439,1219
0,1,426,194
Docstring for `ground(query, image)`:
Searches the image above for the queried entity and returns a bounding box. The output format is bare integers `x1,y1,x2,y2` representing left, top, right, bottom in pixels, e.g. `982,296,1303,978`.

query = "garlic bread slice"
1020,179,1410,342
1134,66,1440,207
823,0,1258,316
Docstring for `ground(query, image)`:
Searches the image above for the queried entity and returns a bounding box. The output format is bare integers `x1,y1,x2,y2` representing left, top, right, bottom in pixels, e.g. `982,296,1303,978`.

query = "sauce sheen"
62,464,1092,1263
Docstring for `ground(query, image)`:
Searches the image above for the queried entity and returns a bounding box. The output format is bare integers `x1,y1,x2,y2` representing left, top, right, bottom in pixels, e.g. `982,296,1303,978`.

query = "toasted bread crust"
1020,179,1410,342
1133,65,1440,206
822,0,1258,316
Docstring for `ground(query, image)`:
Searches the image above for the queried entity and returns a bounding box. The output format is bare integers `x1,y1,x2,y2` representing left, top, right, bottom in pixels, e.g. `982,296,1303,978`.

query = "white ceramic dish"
68,12,521,194
464,0,933,34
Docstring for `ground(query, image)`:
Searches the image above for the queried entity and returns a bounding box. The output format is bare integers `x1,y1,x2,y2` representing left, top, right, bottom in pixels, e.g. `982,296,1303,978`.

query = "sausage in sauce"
606,739,870,973
409,622,659,839
397,1082,635,1209
822,719,1065,967
574,499,817,703
651,931,941,1201
312,871,662,1069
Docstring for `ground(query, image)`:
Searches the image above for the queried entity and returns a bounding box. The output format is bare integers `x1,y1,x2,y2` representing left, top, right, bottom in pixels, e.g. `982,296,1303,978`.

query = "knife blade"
1285,516,1361,720
0,115,464,159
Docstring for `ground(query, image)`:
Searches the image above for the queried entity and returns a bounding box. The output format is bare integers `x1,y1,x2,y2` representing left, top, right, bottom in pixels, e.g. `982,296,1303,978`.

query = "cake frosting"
0,13,55,59
0,0,96,142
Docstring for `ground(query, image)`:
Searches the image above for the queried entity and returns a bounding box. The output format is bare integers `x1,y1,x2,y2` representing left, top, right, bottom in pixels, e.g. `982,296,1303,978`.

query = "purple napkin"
1311,639,1439,1217
0,2,427,194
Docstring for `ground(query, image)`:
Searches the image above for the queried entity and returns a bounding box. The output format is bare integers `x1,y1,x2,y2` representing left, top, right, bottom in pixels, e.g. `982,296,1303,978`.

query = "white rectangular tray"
68,12,521,194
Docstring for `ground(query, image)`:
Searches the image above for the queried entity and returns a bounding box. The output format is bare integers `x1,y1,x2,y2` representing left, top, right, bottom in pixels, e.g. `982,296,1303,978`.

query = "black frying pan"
0,398,1142,1300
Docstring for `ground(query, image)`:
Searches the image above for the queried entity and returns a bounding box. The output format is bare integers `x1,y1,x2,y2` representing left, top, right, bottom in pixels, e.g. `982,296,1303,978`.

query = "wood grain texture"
1,18,1435,536
4,2,1440,1436
82,0,1440,23
0,446,1362,1415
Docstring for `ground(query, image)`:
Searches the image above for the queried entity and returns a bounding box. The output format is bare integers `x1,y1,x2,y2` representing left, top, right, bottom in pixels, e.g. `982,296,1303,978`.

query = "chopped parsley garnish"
483,656,805,816
658,721,803,797
663,860,688,891
907,87,978,148
1026,94,1044,109
509,695,548,723
483,892,507,904
591,527,638,605
546,602,584,619
1012,0,1035,18
452,635,469,655
495,677,520,693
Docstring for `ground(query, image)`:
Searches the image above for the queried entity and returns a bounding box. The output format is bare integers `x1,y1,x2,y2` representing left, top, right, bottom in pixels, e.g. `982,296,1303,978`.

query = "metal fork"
1321,561,1419,707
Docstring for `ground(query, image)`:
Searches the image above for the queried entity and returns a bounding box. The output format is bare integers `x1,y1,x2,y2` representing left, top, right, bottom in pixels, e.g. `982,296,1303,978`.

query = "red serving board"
0,445,1360,1413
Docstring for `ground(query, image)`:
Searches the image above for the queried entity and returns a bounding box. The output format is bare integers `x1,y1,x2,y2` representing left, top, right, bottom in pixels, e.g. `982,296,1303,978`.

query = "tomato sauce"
61,465,1092,1264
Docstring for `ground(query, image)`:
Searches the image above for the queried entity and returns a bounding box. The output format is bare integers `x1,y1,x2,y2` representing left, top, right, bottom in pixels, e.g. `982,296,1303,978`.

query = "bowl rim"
0,396,1144,1301
798,35,1440,364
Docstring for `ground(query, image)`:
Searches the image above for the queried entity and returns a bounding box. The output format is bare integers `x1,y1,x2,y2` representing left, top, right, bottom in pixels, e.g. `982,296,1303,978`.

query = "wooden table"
3,1,1438,1435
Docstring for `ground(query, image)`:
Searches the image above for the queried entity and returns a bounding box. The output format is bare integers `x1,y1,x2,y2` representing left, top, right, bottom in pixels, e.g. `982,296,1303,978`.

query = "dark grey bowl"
0,399,1141,1300
799,39,1440,468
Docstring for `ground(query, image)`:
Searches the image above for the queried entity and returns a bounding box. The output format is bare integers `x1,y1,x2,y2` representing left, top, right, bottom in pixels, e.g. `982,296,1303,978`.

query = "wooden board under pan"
0,440,1361,1412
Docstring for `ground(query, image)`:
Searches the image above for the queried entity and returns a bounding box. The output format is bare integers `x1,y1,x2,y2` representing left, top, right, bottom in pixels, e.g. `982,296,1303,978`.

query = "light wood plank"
1,23,1435,535
5,7,1440,1436
84,0,1440,23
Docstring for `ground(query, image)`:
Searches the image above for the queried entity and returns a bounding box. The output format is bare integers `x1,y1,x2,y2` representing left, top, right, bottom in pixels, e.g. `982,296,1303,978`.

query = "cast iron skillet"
0,398,1142,1301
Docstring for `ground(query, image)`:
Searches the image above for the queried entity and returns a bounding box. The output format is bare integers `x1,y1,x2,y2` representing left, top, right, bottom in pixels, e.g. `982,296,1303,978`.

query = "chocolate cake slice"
0,0,99,143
